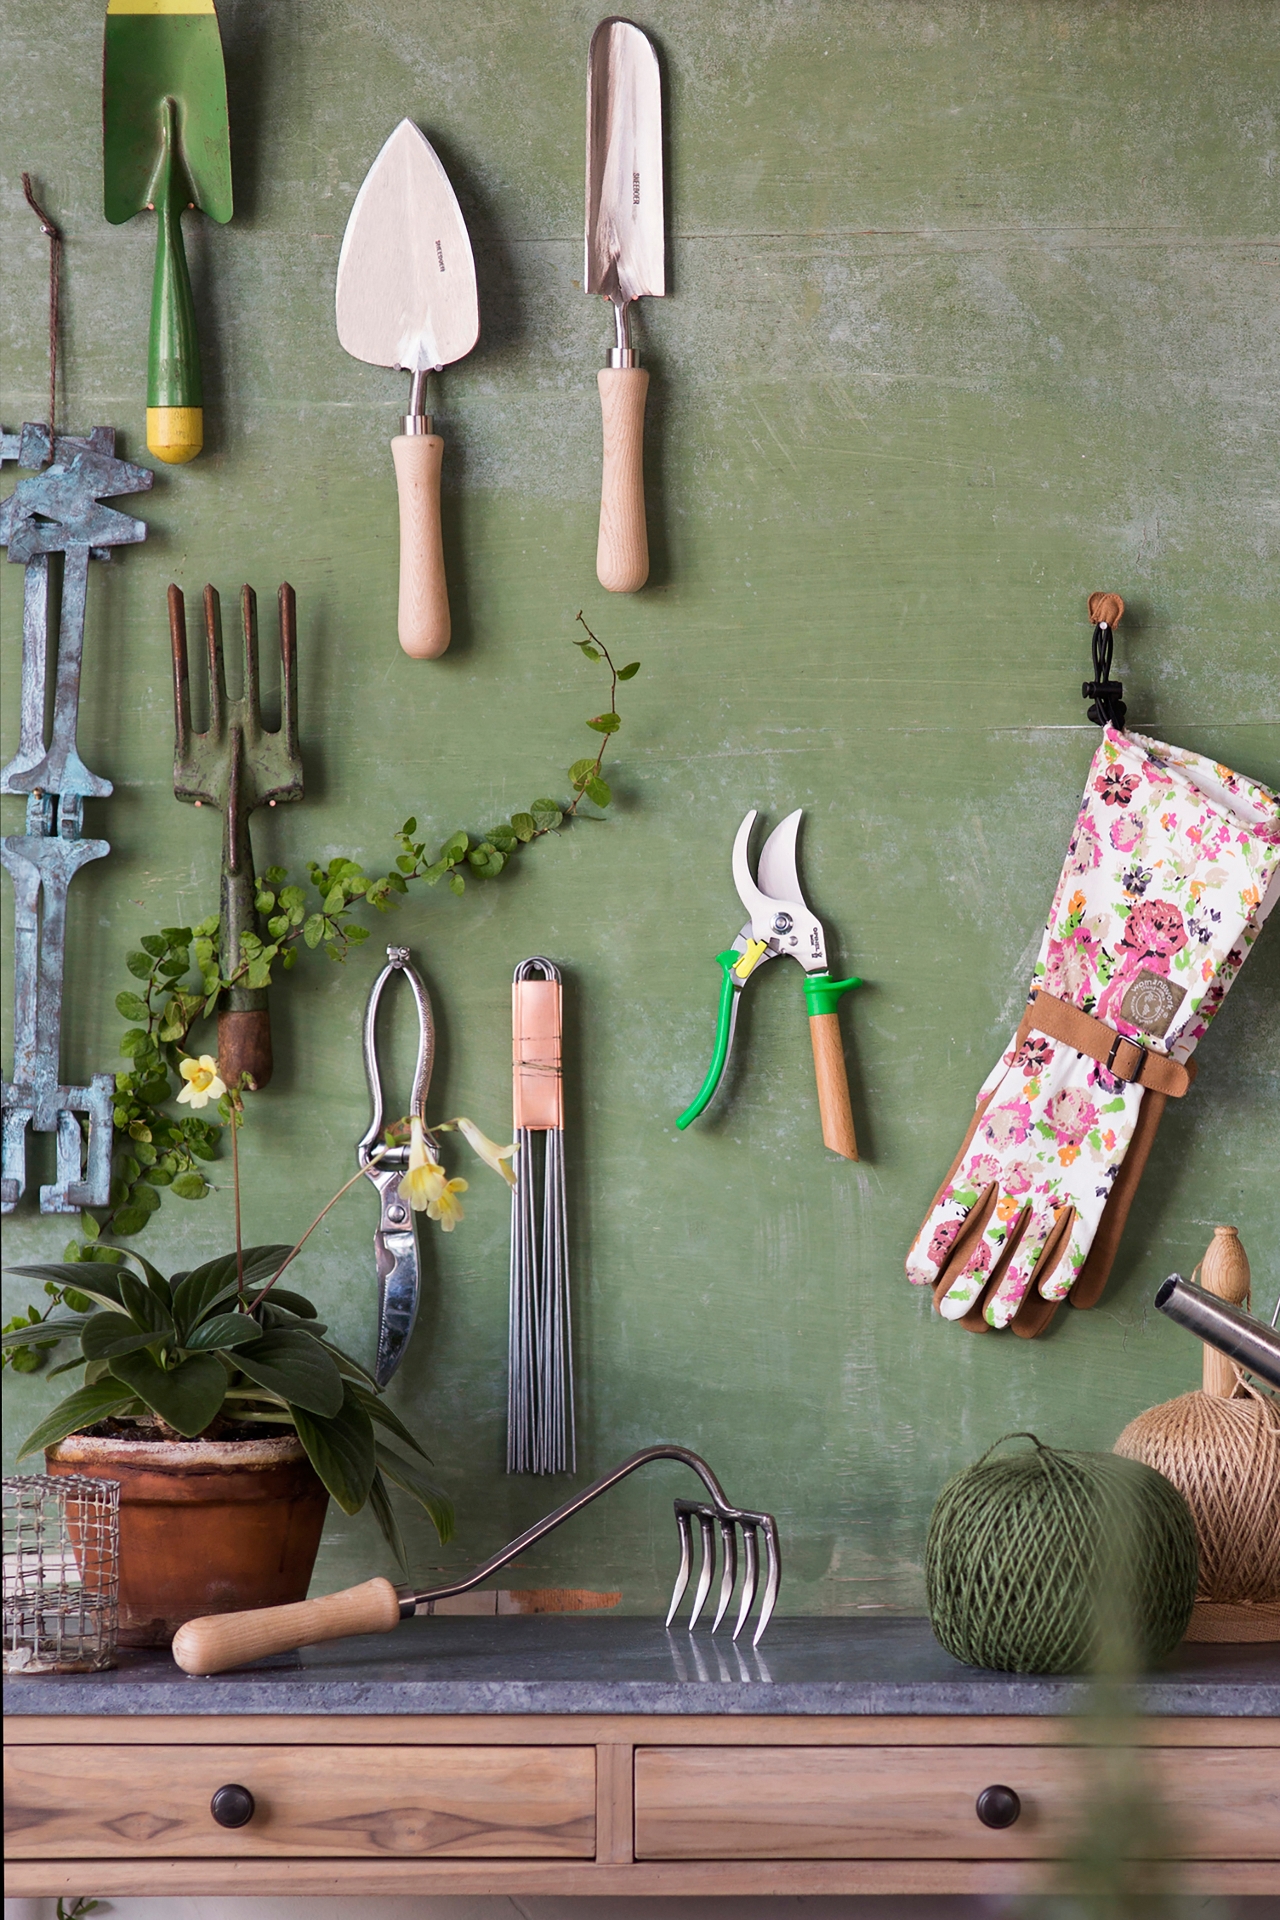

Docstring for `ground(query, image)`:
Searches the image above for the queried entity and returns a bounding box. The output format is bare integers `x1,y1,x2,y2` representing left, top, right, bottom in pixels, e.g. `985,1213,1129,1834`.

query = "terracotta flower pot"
46,1432,329,1647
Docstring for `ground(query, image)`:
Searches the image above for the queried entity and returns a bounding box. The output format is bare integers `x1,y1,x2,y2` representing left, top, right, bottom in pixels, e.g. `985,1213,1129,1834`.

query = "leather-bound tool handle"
217,1008,273,1093
513,977,563,1130
391,433,450,657
596,367,649,592
809,1012,858,1160
171,1576,403,1676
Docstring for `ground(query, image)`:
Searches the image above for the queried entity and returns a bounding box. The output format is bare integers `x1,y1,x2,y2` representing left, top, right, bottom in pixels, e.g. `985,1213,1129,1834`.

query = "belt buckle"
1106,1032,1147,1085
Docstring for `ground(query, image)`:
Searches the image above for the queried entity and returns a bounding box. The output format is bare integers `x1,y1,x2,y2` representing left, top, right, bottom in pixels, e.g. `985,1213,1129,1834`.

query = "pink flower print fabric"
907,728,1280,1330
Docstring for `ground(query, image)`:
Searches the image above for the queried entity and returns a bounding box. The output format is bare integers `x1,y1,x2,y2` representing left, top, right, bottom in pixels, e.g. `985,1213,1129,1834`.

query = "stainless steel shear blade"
358,946,435,1385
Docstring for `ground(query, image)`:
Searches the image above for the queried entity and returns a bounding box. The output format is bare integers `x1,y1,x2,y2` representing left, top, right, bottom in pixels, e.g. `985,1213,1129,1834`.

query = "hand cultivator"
172,1445,782,1673
1,423,151,1213
169,582,304,1092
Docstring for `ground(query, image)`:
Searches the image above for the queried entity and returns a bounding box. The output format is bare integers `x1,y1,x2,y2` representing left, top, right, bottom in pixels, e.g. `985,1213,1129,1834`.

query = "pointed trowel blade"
336,119,479,375
585,18,665,304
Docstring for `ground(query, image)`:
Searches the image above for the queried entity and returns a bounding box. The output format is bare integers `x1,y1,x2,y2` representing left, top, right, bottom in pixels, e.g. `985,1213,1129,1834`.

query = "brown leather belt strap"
1018,990,1194,1097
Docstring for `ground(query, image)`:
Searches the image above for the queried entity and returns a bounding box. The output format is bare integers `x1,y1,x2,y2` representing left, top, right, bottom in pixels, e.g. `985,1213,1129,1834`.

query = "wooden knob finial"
1198,1225,1251,1398
1088,592,1124,629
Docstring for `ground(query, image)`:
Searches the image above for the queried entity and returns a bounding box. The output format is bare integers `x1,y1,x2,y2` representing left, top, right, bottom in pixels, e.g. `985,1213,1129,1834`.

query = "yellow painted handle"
596,367,649,592
391,433,450,657
809,1012,858,1160
171,1577,403,1676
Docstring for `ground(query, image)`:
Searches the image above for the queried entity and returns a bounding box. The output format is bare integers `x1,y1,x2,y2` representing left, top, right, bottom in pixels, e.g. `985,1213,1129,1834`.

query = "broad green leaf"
115,991,149,1022
7,1264,125,1309
616,661,641,680
170,1172,210,1200
375,1445,453,1544
585,711,620,734
110,1206,152,1235
81,1212,102,1240
119,1028,149,1058
81,1313,163,1361
439,831,469,863
126,1250,172,1295
258,1302,327,1336
401,816,417,836
125,951,153,980
346,1381,429,1459
18,1379,140,1458
510,812,536,843
132,1182,162,1216
290,1389,376,1515
568,758,597,785
304,913,326,948
117,1268,173,1334
530,799,562,828
233,1330,344,1417
577,641,601,660
183,1312,264,1352
244,1284,316,1319
141,934,169,959
488,823,516,854
585,776,612,808
318,1338,379,1390
172,1246,292,1336
0,1317,87,1350
448,872,465,895
108,1349,226,1437
366,1468,409,1570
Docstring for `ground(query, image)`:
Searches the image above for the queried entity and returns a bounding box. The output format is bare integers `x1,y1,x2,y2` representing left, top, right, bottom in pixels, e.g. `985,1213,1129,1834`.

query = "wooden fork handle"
172,1577,403,1675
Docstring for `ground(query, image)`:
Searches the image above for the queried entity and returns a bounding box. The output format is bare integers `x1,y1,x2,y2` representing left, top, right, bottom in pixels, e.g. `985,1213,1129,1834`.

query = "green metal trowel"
103,0,232,464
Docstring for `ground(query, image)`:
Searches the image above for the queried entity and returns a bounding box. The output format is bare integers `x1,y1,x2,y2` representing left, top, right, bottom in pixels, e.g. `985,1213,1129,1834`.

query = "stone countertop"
5,1616,1277,1718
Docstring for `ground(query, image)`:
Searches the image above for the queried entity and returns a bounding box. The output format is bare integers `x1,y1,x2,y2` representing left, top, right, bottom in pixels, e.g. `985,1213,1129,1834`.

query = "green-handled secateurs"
677,809,862,1158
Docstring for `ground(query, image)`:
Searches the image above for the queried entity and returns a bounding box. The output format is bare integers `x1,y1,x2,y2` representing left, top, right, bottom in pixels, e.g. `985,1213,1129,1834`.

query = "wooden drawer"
634,1744,1279,1861
5,1744,595,1860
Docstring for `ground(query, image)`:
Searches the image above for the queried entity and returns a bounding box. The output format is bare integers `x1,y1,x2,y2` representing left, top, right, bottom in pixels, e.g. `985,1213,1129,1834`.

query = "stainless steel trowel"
336,120,479,658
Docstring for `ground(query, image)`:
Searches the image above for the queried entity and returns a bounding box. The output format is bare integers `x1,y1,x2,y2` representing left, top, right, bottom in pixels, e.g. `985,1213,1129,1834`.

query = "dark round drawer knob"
976,1784,1021,1829
210,1784,255,1828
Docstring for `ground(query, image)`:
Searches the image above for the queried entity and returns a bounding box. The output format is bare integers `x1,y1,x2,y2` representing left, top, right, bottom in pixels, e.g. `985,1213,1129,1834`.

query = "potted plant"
3,1119,514,1646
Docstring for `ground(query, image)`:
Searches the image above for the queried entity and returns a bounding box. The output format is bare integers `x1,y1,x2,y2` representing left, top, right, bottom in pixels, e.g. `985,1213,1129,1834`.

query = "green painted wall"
3,1,1277,1615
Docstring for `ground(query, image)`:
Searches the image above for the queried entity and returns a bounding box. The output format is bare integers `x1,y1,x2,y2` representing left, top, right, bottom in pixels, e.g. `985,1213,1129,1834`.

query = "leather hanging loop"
1082,591,1127,729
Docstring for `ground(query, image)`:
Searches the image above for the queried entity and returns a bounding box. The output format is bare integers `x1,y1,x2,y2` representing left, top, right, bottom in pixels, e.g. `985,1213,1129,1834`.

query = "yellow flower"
398,1117,447,1213
176,1055,226,1109
454,1117,518,1189
428,1177,468,1231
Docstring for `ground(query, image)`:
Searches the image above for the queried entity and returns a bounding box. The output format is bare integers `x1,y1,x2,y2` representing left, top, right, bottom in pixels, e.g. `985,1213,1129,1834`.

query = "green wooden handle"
147,96,203,463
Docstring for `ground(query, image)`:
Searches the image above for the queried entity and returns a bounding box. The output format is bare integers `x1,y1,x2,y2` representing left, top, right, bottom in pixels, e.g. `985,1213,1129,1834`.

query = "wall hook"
1082,591,1126,729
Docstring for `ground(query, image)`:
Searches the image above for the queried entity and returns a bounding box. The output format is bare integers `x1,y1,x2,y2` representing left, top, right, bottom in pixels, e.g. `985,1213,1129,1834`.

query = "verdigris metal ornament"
1,422,151,1212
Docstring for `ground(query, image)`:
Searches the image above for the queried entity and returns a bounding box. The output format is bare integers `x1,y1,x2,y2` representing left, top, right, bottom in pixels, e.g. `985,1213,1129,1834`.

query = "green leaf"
585,711,621,734
448,871,465,895
290,1387,376,1515
192,914,220,940
366,1468,409,1570
577,641,601,661
375,1444,454,1544
568,758,597,785
439,831,470,863
183,1312,264,1352
110,1205,151,1236
117,1268,173,1334
255,890,276,914
317,1338,379,1390
303,914,326,949
245,956,272,992
141,934,169,959
616,661,641,680
172,1246,293,1336
401,816,417,836
7,1263,125,1309
243,1282,316,1318
115,991,149,1022
510,812,536,843
119,1028,149,1058
108,1349,226,1437
18,1379,140,1458
80,1314,162,1362
0,1317,86,1351
258,1304,328,1337
347,1381,430,1459
466,843,505,879
585,775,612,808
170,1172,210,1201
131,1181,162,1216
233,1330,344,1417
125,951,154,980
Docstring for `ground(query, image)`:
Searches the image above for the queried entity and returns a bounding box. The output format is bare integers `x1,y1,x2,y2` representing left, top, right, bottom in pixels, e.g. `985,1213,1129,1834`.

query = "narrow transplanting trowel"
586,17,665,592
103,0,232,464
336,121,479,659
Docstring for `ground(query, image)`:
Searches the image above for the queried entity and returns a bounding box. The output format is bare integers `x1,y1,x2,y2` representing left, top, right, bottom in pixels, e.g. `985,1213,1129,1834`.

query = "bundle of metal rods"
508,958,575,1474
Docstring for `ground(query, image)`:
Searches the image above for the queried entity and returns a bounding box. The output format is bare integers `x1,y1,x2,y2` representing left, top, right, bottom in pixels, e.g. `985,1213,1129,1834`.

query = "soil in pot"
46,1427,330,1647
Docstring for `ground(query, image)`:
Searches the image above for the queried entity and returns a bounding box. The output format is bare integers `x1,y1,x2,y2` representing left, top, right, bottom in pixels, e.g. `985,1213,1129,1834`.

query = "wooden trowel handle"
597,367,649,592
392,433,450,657
171,1577,403,1675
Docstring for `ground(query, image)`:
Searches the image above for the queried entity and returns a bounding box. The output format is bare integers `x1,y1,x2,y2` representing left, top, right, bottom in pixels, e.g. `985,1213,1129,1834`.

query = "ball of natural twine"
926,1432,1198,1675
1114,1390,1280,1605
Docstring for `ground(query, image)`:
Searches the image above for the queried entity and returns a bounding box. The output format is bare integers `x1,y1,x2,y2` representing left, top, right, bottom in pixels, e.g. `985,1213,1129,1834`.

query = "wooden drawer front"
6,1745,595,1860
634,1745,1278,1861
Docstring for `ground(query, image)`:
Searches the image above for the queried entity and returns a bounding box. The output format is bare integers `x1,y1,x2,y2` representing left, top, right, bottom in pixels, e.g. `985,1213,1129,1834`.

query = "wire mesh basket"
3,1473,120,1673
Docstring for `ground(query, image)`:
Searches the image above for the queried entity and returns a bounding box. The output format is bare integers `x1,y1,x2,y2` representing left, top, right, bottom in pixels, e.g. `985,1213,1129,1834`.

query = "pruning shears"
677,810,862,1158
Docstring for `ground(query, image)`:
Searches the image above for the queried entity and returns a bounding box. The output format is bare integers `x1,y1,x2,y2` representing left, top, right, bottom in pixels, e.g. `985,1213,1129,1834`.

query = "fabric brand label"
1119,969,1186,1038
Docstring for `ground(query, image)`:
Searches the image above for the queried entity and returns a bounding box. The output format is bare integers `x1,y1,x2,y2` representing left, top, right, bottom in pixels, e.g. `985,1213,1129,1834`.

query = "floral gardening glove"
907,728,1280,1330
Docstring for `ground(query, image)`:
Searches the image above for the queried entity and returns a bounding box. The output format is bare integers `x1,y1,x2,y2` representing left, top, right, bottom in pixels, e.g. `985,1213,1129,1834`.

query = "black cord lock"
1082,590,1126,729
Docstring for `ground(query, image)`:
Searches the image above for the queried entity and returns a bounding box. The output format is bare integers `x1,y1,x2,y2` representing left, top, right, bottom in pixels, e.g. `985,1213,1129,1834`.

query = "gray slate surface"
6,1616,1277,1717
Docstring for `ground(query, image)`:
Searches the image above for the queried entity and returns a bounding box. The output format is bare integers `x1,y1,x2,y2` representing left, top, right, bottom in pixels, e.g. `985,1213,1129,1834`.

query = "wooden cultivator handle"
172,1577,403,1676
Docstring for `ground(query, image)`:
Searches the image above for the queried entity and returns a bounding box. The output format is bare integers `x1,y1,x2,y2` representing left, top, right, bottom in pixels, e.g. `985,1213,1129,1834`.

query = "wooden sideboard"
6,1617,1278,1897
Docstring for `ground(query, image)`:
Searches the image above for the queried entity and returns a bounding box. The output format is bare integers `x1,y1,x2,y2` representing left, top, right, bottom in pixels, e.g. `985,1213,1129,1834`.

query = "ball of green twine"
926,1432,1198,1675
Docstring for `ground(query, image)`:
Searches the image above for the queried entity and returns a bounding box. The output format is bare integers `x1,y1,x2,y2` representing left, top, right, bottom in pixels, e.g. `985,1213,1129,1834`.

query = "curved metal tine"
732,1522,759,1642
665,1507,694,1627
752,1516,782,1648
688,1510,717,1629
711,1517,738,1633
